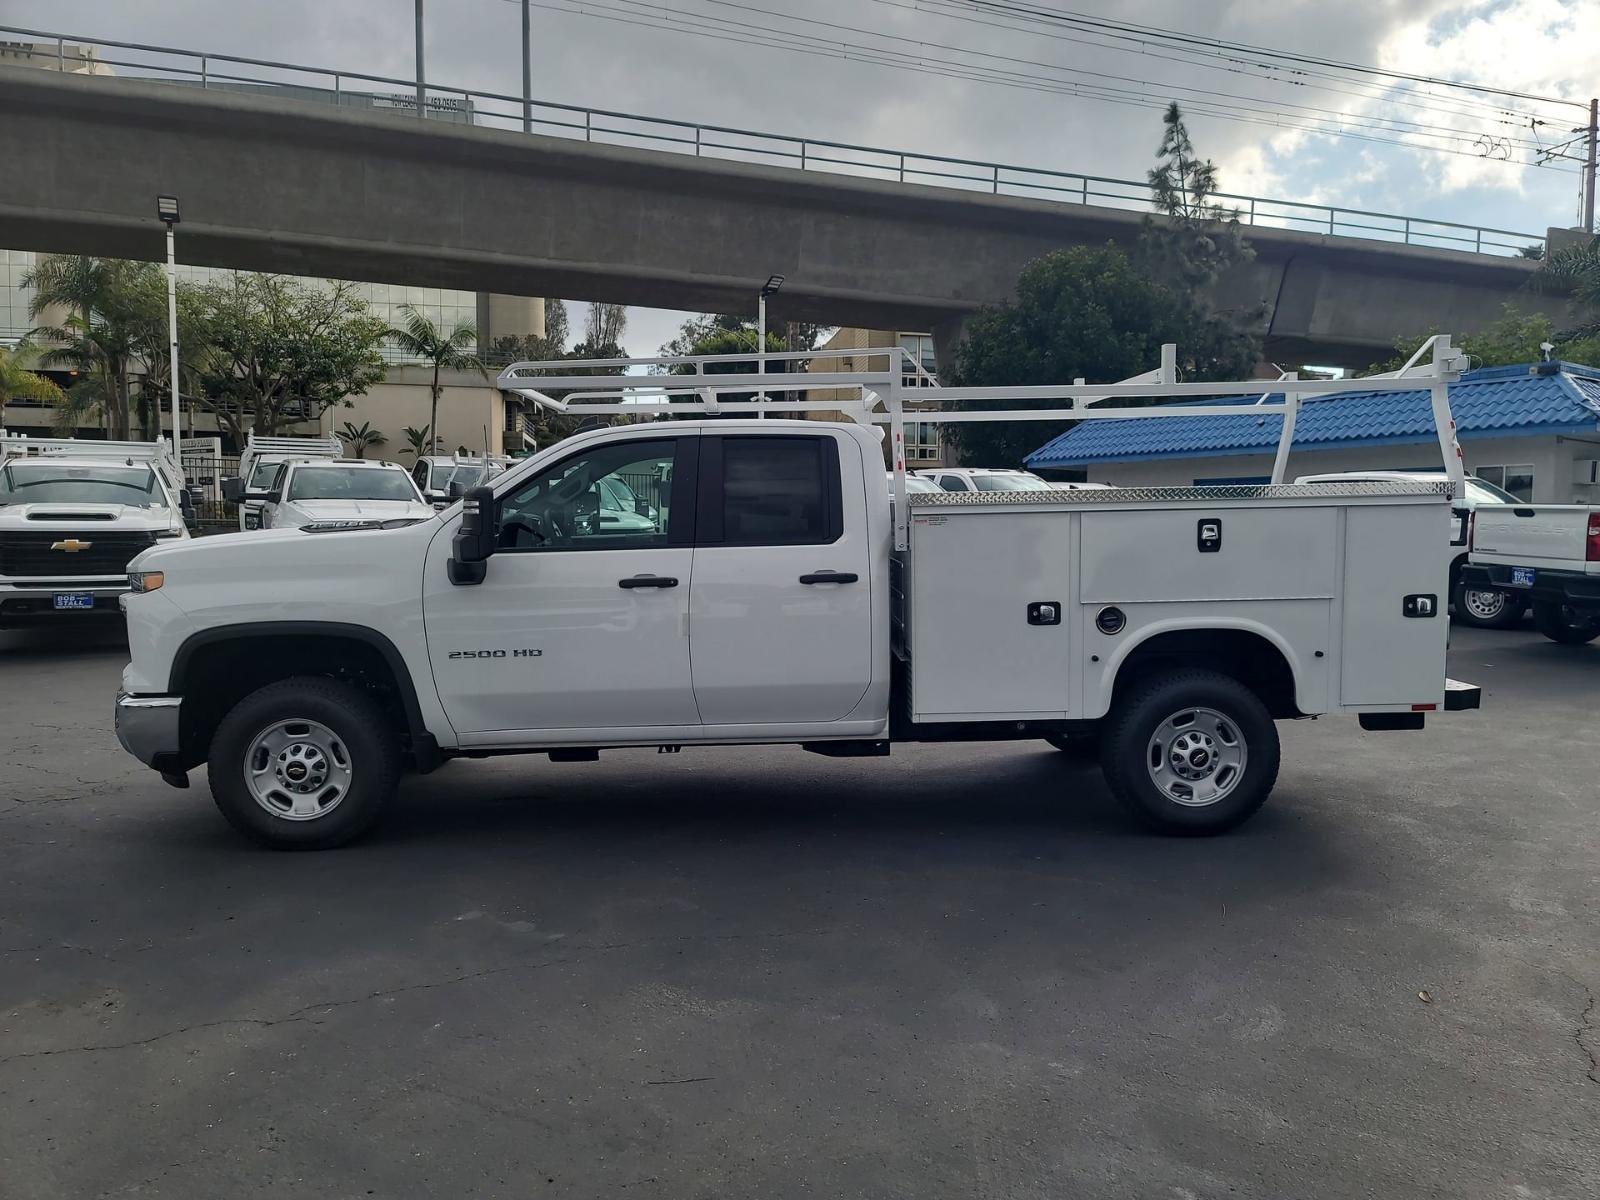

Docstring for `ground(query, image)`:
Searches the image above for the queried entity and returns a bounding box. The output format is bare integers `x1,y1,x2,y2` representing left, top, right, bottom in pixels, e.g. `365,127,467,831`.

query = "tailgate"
1471,505,1594,568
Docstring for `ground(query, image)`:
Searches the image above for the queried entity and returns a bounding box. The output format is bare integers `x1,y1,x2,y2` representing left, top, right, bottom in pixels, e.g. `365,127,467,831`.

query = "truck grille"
0,531,158,578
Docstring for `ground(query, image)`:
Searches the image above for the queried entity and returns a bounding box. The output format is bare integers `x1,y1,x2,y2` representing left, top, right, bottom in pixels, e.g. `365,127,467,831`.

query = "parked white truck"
224,432,344,530
1,434,192,628
1460,504,1600,643
114,342,1481,849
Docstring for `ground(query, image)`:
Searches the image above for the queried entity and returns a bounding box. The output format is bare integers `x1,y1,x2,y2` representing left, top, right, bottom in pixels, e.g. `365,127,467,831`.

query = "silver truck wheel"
244,719,355,821
1144,707,1248,808
207,676,400,849
1100,669,1279,836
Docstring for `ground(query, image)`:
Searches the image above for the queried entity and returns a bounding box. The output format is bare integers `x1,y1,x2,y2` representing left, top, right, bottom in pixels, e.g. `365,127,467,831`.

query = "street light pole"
415,0,426,118
522,0,532,134
757,274,784,417
156,196,181,452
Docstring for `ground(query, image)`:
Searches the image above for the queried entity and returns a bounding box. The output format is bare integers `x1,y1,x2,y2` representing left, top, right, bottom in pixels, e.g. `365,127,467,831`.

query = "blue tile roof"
1026,362,1600,468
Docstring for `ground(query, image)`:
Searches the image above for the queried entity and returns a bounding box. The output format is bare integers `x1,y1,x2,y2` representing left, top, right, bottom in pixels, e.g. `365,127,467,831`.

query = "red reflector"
1411,703,1437,712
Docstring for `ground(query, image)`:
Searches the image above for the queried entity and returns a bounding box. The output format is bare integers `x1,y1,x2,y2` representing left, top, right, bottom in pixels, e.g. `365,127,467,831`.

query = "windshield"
248,459,288,488
449,464,487,490
286,466,421,503
0,462,163,507
1466,477,1518,505
972,474,1053,492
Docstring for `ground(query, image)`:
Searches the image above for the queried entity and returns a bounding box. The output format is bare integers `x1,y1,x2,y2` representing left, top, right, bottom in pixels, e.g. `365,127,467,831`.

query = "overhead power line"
514,0,1579,169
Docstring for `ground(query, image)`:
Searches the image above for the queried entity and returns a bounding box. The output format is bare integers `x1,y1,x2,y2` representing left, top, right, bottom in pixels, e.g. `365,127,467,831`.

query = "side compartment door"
689,433,873,725
423,435,700,737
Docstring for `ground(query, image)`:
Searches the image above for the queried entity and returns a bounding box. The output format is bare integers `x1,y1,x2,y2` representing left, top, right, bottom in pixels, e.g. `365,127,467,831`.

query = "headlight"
156,528,185,539
128,570,165,593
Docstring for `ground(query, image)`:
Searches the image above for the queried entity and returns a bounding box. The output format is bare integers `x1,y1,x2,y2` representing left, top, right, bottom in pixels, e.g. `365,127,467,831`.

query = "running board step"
802,740,891,758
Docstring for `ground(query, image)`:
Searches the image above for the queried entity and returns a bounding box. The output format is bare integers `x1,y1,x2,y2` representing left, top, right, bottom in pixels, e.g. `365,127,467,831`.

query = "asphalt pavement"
1,623,1597,1199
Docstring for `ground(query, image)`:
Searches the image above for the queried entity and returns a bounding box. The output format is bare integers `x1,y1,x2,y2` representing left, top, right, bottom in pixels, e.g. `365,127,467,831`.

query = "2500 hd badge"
447,648,543,659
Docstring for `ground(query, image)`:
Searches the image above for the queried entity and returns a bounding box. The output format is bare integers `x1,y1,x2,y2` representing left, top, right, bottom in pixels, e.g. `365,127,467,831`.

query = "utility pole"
1585,97,1598,234
414,0,426,118
522,0,532,134
156,197,181,451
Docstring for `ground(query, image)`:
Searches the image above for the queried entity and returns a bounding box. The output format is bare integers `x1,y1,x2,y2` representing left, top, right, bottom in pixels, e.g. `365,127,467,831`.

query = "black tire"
1044,732,1100,760
206,676,401,849
1531,600,1600,645
1451,582,1525,630
1099,670,1280,836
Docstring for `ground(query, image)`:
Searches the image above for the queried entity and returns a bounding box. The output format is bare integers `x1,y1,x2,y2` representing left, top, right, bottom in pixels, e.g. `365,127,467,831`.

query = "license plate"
53,592,95,610
1510,567,1536,587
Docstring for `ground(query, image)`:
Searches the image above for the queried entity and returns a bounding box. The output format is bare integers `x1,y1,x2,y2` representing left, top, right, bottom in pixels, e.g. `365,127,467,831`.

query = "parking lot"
2,623,1597,1198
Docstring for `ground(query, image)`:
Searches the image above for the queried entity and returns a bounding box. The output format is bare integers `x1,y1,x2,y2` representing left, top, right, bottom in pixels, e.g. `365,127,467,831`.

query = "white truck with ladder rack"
0,433,192,627
113,339,1481,849
223,431,344,530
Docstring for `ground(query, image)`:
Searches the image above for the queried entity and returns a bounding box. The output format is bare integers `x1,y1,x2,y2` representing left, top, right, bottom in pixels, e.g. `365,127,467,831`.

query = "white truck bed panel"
898,483,1453,723
905,509,1076,719
1080,506,1337,602
1339,503,1450,706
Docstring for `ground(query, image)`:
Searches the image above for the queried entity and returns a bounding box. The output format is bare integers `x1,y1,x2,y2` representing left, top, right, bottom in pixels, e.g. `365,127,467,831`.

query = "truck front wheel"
1100,670,1280,836
1530,600,1600,645
206,676,401,849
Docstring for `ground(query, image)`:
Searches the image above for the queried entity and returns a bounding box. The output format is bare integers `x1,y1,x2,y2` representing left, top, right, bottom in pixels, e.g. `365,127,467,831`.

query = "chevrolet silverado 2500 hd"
114,343,1480,849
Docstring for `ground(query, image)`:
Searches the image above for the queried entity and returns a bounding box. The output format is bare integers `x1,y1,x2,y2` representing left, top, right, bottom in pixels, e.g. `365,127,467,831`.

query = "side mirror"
449,485,496,586
221,477,244,503
179,490,197,521
448,478,467,500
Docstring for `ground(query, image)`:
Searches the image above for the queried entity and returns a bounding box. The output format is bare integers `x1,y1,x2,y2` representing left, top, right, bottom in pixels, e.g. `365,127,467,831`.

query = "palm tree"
0,342,66,411
399,425,437,459
338,420,388,459
386,306,483,457
22,256,166,439
1533,235,1600,339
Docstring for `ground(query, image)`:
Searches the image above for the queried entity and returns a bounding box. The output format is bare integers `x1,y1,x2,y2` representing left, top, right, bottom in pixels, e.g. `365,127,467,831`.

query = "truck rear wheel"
1530,600,1600,645
1100,670,1279,836
1451,582,1525,630
206,676,400,849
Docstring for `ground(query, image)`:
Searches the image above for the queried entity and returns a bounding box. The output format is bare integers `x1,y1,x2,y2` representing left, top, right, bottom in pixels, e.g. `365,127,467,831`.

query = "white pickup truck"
113,343,1481,849
1,434,192,628
224,432,344,530
1460,504,1600,643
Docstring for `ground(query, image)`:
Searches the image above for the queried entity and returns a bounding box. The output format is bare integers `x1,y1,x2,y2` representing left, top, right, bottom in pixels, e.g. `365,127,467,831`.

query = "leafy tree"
943,243,1260,467
582,302,628,355
386,304,484,457
0,342,65,409
23,256,171,439
1368,306,1600,374
666,327,787,417
338,420,387,459
543,298,569,354
659,313,823,360
1140,102,1254,292
399,425,438,459
191,275,389,444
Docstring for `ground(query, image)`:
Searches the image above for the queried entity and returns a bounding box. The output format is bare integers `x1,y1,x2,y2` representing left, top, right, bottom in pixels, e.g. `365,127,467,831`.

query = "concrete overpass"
0,65,1567,367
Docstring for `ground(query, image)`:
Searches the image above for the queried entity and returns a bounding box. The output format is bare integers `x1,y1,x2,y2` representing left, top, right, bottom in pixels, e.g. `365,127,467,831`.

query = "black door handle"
799,571,859,585
619,575,678,589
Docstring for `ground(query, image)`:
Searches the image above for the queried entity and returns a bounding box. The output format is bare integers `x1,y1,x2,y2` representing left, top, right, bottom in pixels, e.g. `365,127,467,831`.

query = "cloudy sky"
6,0,1596,355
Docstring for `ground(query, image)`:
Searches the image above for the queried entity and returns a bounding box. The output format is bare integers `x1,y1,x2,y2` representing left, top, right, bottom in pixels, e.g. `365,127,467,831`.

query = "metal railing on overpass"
1,25,1547,259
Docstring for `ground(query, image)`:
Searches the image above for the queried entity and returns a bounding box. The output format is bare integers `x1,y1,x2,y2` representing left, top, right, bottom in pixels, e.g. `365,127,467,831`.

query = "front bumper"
1460,564,1600,612
0,581,128,624
115,693,182,771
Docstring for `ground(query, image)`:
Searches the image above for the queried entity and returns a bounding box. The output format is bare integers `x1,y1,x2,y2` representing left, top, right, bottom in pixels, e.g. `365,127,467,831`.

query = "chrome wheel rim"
1463,589,1506,620
1145,706,1247,808
244,719,353,821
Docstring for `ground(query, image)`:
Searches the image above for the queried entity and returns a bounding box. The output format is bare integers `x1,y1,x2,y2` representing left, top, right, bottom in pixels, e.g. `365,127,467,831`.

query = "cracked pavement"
2,622,1598,1198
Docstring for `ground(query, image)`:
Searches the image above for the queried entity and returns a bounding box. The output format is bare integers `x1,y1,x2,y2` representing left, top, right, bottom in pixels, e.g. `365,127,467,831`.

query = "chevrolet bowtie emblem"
51,539,92,553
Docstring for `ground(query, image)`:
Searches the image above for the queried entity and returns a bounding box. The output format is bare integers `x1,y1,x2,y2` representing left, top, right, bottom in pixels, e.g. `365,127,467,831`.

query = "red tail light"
1587,513,1600,562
